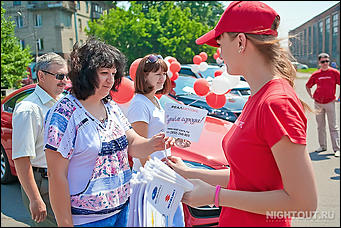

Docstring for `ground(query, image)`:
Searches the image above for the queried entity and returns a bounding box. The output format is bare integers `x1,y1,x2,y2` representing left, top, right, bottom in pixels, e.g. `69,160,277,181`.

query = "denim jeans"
74,202,129,227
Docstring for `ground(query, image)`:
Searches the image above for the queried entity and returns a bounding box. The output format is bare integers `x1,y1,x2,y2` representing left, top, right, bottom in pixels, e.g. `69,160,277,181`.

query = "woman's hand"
165,156,190,177
182,179,215,208
149,132,175,152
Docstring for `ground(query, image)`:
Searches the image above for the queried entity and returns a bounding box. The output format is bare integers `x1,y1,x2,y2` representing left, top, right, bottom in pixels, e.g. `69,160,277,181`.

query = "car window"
3,89,34,113
179,68,196,77
159,94,179,108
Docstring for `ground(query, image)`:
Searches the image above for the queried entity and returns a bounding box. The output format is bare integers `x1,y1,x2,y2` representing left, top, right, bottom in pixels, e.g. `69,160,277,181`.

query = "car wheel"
1,146,17,184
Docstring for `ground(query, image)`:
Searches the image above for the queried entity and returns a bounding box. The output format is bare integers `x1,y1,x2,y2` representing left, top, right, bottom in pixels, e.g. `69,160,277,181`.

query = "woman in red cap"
167,1,317,227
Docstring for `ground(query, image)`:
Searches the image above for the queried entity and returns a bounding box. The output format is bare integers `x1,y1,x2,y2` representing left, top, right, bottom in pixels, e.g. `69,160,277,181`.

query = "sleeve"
260,96,307,148
305,73,316,88
334,70,340,85
12,102,40,159
110,101,132,131
126,101,150,125
44,100,77,159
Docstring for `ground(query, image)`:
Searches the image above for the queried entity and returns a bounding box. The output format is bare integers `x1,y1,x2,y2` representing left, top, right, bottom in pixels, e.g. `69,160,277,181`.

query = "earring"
238,46,243,53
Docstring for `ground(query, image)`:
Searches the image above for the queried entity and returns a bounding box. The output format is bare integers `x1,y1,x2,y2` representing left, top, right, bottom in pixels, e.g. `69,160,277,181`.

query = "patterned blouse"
44,94,132,225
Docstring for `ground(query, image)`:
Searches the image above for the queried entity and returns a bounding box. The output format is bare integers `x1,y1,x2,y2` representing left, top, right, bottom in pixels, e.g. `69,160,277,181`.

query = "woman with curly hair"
43,38,174,227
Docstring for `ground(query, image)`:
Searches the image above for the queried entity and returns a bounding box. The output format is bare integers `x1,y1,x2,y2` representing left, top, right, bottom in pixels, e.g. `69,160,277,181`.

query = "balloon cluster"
191,52,209,74
213,48,224,65
193,70,241,109
164,56,181,81
111,55,181,104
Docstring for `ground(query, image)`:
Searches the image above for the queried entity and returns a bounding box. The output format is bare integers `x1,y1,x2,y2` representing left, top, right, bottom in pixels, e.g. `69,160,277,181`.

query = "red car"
1,84,232,227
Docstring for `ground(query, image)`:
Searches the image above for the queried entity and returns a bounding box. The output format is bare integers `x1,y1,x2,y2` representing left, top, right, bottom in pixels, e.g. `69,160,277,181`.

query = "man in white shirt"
12,52,68,226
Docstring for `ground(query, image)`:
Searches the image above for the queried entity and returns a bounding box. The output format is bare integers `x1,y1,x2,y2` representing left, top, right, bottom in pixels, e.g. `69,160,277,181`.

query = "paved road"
1,73,340,227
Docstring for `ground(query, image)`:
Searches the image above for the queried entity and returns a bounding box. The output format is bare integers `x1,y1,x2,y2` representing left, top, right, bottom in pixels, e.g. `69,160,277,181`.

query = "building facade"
289,2,340,68
3,1,114,60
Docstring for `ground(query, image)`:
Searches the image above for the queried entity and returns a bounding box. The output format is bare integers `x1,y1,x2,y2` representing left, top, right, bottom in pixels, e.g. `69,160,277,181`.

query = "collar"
34,84,57,105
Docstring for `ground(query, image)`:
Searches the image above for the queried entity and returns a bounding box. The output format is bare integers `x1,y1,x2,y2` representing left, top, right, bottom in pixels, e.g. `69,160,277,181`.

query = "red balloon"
193,55,203,65
110,77,135,104
193,78,210,96
213,53,219,60
129,58,142,81
170,72,179,81
206,92,226,109
214,70,223,77
170,61,181,73
216,48,221,56
168,57,177,64
199,52,208,62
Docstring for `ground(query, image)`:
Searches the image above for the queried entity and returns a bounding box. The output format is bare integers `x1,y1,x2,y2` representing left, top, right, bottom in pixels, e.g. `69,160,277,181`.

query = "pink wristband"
214,185,221,207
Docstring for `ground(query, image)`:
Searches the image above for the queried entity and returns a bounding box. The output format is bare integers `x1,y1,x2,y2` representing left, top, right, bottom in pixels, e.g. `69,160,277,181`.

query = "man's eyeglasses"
41,70,69,80
320,60,330,64
146,55,163,64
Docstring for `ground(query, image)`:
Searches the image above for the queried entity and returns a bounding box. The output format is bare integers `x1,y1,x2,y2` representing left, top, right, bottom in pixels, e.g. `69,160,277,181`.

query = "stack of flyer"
127,157,193,227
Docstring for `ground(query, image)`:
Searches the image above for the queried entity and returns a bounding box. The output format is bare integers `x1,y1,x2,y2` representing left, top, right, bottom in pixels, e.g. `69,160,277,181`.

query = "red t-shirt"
306,67,340,104
219,78,307,227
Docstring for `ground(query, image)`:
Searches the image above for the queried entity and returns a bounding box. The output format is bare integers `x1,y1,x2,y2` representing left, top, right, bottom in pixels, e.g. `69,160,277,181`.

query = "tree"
176,1,224,28
1,5,33,89
87,1,218,69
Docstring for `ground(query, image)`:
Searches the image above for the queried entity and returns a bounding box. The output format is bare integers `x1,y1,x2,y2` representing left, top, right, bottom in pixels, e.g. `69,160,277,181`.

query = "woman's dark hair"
69,37,126,103
135,54,171,95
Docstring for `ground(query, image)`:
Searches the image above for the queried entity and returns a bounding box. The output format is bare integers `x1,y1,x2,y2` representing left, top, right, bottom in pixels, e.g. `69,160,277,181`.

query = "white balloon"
165,61,171,70
211,75,232,95
164,56,172,63
228,75,241,88
216,57,224,65
199,61,208,72
221,72,241,89
167,71,173,78
191,64,200,73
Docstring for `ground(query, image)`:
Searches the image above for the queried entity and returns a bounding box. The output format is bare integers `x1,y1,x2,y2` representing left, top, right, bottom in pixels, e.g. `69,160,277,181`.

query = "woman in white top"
127,54,185,227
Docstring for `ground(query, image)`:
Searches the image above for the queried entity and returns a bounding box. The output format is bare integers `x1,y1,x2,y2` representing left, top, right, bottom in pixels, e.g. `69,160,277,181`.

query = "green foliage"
297,68,318,74
1,5,33,89
87,1,221,70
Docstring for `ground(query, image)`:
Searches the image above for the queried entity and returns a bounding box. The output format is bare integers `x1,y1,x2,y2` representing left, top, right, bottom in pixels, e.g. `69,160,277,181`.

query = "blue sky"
222,1,339,38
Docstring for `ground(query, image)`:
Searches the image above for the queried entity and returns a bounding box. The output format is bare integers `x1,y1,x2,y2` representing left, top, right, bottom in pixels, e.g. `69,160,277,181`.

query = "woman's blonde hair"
227,16,312,112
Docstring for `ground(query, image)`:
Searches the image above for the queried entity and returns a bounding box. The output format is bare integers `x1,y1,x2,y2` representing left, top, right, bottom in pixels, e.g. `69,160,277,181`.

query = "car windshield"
199,66,220,78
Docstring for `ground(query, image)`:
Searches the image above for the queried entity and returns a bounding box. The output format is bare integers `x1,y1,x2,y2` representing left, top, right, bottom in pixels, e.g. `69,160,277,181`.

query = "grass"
297,68,318,74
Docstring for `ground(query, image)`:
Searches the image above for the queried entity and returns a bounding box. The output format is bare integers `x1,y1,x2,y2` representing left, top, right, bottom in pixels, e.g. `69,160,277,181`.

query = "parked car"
291,62,308,70
2,84,232,227
168,75,247,122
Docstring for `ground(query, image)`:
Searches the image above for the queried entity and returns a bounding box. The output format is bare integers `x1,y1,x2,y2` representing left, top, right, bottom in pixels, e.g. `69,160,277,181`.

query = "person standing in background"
12,52,68,226
306,53,340,157
127,54,188,227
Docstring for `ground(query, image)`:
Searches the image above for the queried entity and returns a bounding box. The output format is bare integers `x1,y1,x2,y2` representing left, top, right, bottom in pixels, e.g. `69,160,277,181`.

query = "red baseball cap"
196,1,279,47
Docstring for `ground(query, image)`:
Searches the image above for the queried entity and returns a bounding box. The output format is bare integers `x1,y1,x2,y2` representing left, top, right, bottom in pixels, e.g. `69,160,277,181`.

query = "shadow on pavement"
309,151,335,161
330,168,340,180
1,181,32,226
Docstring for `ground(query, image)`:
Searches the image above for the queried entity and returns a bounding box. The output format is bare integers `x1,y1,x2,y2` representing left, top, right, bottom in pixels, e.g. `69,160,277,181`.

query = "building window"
69,38,74,51
37,39,44,50
332,13,339,64
34,14,42,27
308,26,311,55
19,40,25,49
303,29,307,56
318,21,323,53
78,18,82,31
80,39,83,45
76,1,80,10
15,15,23,28
325,17,330,55
86,1,89,13
300,32,303,57
313,23,318,56
13,1,21,6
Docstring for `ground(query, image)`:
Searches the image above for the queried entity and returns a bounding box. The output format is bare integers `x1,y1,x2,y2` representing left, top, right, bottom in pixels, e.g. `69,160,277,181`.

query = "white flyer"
164,103,208,142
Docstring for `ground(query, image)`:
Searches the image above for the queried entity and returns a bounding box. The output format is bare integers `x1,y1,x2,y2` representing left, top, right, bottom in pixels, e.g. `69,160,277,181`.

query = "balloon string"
187,98,201,106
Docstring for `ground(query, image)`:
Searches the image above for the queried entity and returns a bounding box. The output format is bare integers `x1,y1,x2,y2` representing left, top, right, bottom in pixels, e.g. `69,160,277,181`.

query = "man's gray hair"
35,52,66,72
